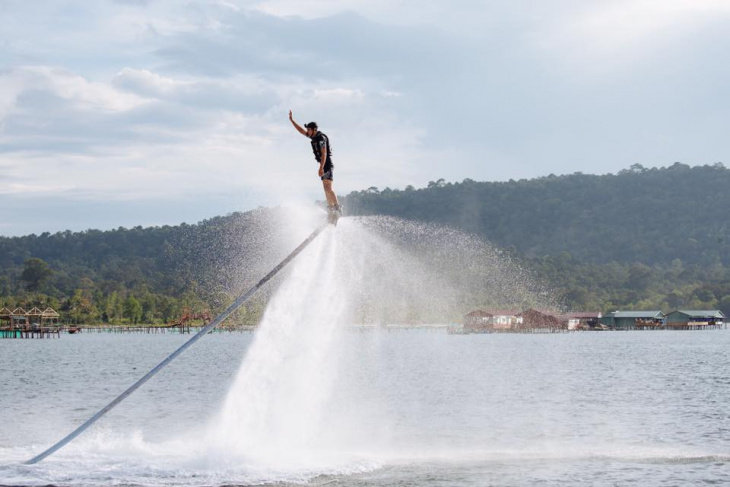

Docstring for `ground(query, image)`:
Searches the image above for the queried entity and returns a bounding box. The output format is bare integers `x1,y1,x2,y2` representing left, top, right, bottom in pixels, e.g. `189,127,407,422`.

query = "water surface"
1,330,729,486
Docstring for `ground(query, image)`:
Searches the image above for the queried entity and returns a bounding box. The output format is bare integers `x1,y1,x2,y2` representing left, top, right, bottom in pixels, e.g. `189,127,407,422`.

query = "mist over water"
2,209,728,486
204,212,544,473
207,223,350,469
184,208,553,326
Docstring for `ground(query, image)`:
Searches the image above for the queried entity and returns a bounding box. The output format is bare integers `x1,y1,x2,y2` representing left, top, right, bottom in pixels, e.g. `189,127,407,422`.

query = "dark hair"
304,122,318,130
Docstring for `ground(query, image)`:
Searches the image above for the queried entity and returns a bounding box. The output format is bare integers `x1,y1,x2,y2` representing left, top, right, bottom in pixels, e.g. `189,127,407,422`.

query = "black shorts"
321,161,334,181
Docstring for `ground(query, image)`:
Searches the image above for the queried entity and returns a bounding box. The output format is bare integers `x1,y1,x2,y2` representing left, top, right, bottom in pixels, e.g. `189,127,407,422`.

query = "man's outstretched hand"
289,110,307,136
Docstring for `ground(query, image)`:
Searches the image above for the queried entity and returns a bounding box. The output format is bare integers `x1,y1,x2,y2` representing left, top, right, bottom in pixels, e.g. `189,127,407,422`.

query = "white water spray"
202,213,549,473
205,220,360,470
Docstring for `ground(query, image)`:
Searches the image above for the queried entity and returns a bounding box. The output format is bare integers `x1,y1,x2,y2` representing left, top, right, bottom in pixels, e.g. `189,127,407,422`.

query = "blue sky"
1,0,728,236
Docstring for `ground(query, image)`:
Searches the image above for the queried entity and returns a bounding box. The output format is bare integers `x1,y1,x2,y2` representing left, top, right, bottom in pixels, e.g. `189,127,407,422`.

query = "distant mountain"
2,163,730,319
0,209,299,323
341,163,730,266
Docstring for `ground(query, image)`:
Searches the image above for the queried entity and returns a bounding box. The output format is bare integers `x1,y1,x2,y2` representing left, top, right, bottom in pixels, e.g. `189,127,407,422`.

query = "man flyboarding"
289,110,343,224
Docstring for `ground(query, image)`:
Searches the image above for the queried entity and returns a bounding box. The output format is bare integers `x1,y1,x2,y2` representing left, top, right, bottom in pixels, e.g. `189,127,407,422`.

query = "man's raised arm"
289,110,307,136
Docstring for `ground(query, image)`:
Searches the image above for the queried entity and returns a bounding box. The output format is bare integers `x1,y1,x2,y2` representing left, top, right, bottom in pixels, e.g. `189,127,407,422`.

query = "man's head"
304,121,318,137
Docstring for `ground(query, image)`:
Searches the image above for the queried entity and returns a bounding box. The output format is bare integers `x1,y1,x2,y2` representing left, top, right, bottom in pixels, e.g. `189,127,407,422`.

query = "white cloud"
38,67,149,112
0,66,148,120
0,62,427,207
577,0,730,44
251,0,455,27
113,67,190,97
540,0,730,71
1,182,75,195
1,0,729,235
312,88,365,101
0,73,25,121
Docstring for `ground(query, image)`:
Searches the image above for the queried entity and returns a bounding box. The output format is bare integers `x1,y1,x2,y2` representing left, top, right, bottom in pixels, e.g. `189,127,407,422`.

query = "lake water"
1,330,729,486
2,217,729,486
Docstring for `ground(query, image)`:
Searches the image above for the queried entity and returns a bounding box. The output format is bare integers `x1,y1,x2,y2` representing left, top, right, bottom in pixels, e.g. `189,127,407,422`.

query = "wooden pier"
0,323,259,338
79,324,256,334
0,305,238,338
80,324,195,334
0,306,62,338
0,326,61,339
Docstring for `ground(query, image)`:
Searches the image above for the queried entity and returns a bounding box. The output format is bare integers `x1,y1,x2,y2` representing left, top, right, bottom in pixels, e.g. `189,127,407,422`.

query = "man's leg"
322,180,339,207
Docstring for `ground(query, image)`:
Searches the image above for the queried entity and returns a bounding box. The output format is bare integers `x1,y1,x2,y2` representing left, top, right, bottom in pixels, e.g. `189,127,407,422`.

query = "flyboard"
25,215,340,465
327,205,343,226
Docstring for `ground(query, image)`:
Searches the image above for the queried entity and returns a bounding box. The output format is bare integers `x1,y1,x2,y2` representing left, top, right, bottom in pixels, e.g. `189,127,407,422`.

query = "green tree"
158,296,179,323
627,263,653,291
67,289,99,324
718,295,730,317
0,276,11,296
694,287,715,302
140,293,157,323
123,295,143,324
562,288,592,310
666,292,683,309
103,291,123,323
20,258,54,292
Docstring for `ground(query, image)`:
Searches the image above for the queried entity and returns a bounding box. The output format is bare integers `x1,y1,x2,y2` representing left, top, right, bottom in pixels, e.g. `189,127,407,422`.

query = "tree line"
340,162,730,315
0,209,282,325
2,163,730,323
342,162,730,266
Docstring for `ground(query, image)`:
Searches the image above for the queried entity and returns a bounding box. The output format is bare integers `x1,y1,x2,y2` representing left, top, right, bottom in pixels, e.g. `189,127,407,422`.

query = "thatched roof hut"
0,307,11,326
41,308,61,325
27,307,43,323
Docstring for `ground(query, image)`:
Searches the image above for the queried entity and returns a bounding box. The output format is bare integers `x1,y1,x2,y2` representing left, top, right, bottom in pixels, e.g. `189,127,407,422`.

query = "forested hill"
341,163,730,266
3,163,730,319
0,209,302,323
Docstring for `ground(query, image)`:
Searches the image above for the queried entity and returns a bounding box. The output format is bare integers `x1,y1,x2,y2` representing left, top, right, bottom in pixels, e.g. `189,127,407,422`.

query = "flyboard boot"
327,204,343,226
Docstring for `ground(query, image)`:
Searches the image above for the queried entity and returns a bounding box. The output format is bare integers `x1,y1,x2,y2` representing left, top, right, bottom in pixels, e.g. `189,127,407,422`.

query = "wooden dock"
80,324,195,334
0,323,260,338
0,326,61,339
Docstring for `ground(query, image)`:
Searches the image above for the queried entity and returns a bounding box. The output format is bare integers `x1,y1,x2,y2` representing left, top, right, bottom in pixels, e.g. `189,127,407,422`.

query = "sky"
1,0,728,236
